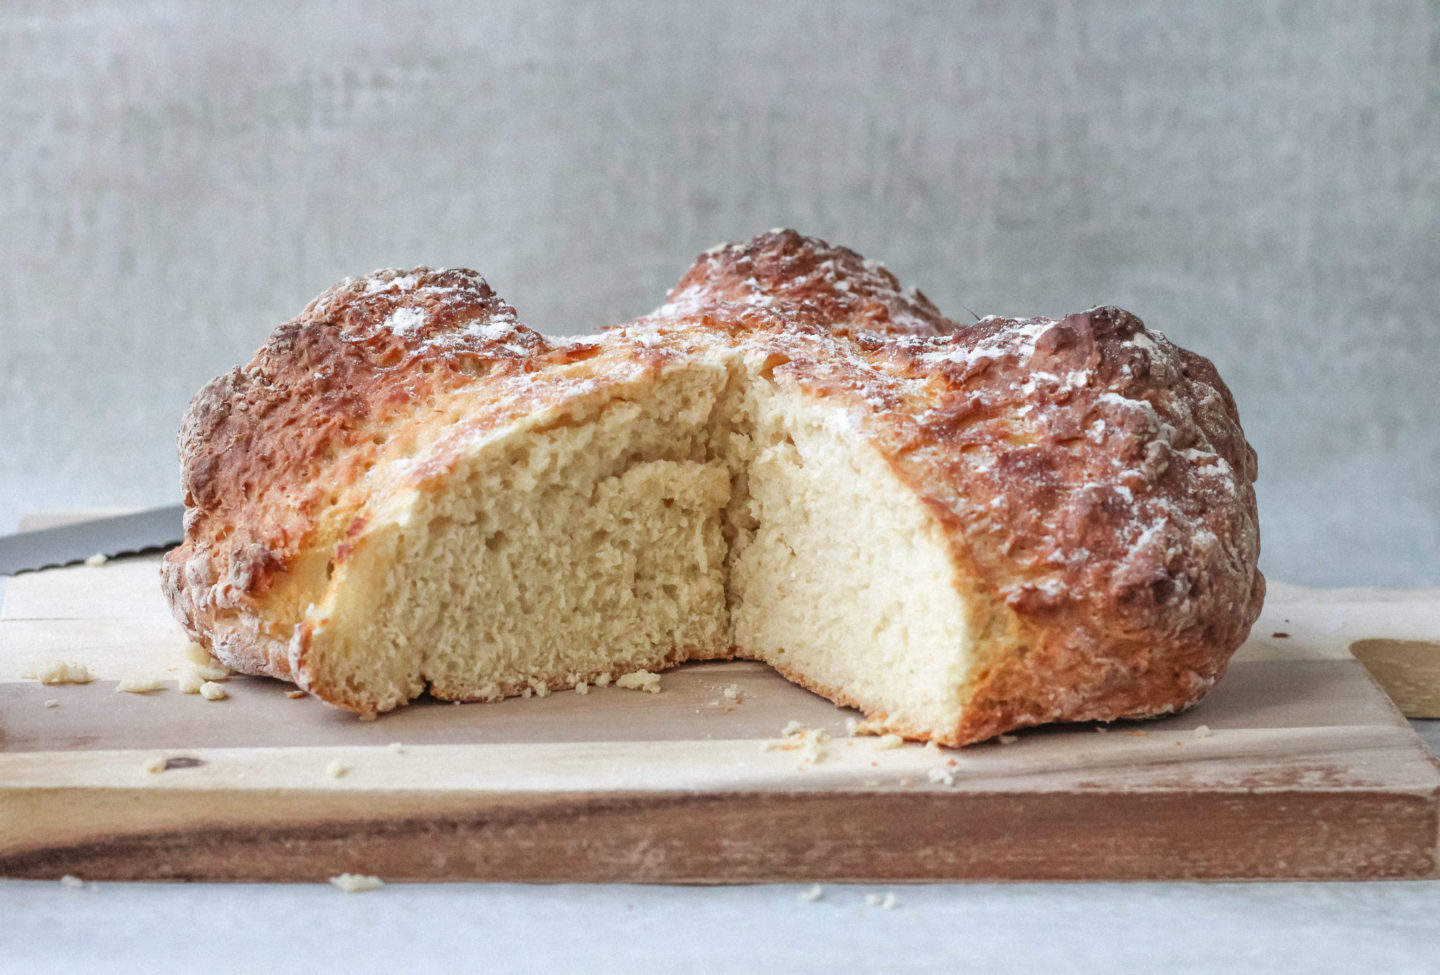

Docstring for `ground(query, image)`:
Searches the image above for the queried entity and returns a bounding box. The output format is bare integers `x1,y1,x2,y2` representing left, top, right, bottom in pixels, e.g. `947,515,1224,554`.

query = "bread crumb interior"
306,354,977,739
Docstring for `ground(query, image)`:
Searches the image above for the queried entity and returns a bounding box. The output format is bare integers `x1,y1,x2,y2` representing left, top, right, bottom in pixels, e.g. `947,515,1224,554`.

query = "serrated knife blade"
0,505,186,575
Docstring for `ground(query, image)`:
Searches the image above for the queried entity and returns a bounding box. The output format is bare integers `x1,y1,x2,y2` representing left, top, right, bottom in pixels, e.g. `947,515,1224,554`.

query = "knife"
0,505,186,576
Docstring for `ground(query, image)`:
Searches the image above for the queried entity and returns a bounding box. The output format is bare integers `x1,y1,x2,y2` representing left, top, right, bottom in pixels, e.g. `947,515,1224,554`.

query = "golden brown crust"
643,231,1263,742
655,231,954,338
161,268,553,678
164,232,1263,743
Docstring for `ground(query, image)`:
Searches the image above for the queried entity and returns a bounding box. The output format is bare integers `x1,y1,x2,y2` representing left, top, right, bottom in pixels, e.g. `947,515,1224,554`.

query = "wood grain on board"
2,530,1438,882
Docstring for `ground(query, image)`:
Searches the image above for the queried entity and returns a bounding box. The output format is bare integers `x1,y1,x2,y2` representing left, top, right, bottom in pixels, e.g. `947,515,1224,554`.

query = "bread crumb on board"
721,683,741,702
762,722,830,764
184,642,232,680
325,760,353,779
329,873,384,893
190,660,232,681
286,689,307,699
1193,724,1215,739
183,642,216,666
873,734,904,750
799,884,824,903
60,875,88,889
24,661,97,685
116,677,166,694
83,552,108,567
926,767,955,786
998,733,1018,745
845,716,886,737
43,699,59,709
387,742,405,754
615,670,662,694
798,731,828,765
179,643,231,695
192,661,232,681
142,756,167,774
865,892,899,909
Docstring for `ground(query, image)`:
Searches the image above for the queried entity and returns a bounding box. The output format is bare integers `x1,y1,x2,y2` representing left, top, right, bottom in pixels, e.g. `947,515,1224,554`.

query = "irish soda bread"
162,231,1263,744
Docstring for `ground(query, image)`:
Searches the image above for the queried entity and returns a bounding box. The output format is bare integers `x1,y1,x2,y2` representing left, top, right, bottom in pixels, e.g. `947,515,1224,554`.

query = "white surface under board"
2,878,1439,975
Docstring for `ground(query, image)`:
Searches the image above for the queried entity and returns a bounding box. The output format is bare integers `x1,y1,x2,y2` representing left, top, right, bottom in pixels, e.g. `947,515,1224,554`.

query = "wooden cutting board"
2,526,1438,882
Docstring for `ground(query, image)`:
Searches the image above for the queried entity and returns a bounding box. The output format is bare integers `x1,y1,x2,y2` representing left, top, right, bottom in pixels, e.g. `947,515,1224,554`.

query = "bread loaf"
162,231,1263,744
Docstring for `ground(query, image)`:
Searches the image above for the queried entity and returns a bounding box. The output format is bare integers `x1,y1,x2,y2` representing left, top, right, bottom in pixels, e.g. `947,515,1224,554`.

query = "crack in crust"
162,230,1263,742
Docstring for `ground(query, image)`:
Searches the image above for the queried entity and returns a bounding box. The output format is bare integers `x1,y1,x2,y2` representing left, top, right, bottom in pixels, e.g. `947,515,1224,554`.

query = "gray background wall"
1,0,1436,586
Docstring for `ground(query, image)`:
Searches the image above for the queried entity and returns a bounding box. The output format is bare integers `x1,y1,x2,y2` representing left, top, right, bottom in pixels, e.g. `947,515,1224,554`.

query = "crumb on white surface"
865,892,899,909
142,756,167,774
721,684,741,702
387,742,405,754
43,699,59,709
926,767,955,786
32,661,97,685
924,740,940,753
780,720,807,737
800,884,824,903
998,734,1018,745
199,681,227,701
1193,724,1214,739
1095,726,1110,733
325,760,352,779
874,734,904,750
60,875,87,889
83,552,108,567
616,670,662,694
116,677,166,694
329,873,384,893
286,689,307,699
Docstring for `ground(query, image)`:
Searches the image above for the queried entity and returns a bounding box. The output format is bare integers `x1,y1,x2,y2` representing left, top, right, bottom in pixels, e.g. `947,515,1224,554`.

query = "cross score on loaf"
161,230,1263,745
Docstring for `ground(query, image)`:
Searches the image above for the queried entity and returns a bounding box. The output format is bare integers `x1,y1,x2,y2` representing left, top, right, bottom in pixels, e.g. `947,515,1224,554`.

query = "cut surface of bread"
163,231,1264,745
725,378,979,738
307,360,735,713
297,351,984,739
